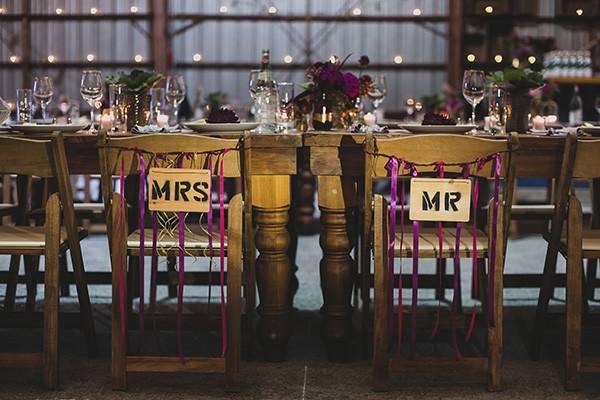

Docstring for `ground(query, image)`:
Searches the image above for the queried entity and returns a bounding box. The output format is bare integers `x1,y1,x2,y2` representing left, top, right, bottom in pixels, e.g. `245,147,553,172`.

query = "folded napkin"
131,124,181,134
351,123,389,134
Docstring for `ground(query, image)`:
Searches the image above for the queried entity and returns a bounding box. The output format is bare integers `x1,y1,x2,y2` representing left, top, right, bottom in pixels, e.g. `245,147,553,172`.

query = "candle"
100,114,112,130
157,114,169,127
532,115,545,130
545,115,557,125
364,112,376,126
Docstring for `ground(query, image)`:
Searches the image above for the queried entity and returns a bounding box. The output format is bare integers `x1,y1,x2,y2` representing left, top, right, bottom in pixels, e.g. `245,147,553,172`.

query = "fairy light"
512,58,520,68
393,55,403,64
130,6,138,13
9,55,18,63
494,54,503,63
466,53,476,62
219,5,228,13
0,7,6,14
283,55,293,64
55,7,63,15
134,54,143,63
352,7,362,16
329,55,339,64
90,7,98,15
528,55,537,64
268,6,277,14
86,54,95,62
484,5,494,14
412,8,422,16
406,98,415,106
47,54,56,63
576,8,584,16
192,53,202,62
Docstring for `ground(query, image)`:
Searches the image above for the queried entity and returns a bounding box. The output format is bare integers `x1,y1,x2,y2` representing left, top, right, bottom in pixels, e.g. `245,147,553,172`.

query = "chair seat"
394,226,488,258
558,229,600,257
127,225,227,255
0,225,88,251
73,203,104,213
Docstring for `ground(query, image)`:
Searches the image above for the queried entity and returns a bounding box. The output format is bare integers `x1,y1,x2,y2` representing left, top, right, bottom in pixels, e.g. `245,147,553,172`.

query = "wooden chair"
0,134,96,388
365,134,518,391
99,133,251,391
547,137,600,390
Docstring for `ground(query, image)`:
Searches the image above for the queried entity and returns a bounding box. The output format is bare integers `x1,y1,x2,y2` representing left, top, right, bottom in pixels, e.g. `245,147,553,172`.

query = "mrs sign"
148,168,212,213
409,178,472,222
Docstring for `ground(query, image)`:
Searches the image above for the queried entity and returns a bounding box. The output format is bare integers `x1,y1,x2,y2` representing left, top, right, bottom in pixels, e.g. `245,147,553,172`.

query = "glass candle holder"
148,87,166,126
16,89,33,123
109,84,127,133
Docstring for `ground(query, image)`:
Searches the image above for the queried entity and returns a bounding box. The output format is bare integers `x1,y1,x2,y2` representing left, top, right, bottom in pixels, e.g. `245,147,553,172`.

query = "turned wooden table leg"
318,176,357,361
253,176,292,361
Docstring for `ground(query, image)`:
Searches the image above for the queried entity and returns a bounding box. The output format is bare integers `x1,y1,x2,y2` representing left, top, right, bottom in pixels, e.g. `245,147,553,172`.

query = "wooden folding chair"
548,137,600,390
0,134,96,388
99,133,251,391
366,134,518,391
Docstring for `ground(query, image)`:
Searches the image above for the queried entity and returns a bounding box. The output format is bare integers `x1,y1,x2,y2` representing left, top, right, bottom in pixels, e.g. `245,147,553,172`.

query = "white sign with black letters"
148,168,211,213
409,178,472,222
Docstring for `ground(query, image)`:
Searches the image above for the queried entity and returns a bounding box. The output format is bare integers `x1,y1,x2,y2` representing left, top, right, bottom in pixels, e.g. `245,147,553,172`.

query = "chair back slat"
100,133,242,178
573,138,600,179
0,136,55,177
367,134,515,178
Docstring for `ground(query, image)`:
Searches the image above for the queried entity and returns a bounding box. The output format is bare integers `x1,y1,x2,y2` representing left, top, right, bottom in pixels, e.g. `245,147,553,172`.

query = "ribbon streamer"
219,150,229,358
385,157,399,338
430,162,445,340
138,154,146,351
409,165,419,359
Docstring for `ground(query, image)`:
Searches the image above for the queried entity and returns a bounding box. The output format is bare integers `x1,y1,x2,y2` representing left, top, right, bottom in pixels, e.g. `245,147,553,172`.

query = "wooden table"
3,131,302,362
304,131,579,360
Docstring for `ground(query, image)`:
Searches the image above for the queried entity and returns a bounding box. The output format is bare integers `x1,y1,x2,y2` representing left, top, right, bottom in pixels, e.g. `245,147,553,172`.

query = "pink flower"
342,72,360,99
319,65,342,83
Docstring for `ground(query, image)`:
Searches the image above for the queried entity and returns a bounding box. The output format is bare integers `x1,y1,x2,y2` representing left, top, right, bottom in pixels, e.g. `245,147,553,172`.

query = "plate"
400,124,477,134
582,126,600,136
184,122,259,133
9,123,88,134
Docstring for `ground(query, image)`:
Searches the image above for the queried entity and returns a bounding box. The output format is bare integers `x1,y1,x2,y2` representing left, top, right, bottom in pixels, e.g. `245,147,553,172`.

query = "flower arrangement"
294,55,373,130
106,69,163,93
487,68,545,95
420,83,465,121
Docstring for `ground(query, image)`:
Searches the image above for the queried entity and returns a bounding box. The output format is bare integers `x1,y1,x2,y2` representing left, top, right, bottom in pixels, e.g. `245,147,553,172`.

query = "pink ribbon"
218,150,229,358
409,165,419,359
207,153,214,317
466,158,484,341
487,154,502,327
385,157,399,338
431,162,445,340
138,154,146,350
397,167,406,352
119,157,126,346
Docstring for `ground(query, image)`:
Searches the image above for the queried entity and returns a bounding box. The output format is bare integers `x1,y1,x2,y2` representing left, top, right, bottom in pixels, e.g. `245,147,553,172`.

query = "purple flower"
319,65,342,83
342,72,360,98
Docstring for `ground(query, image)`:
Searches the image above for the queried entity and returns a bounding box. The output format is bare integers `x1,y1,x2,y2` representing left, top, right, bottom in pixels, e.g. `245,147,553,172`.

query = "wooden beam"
173,62,446,71
150,0,169,73
448,0,464,89
168,14,449,23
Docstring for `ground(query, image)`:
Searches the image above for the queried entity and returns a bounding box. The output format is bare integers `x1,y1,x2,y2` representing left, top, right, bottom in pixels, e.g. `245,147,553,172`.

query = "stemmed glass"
33,76,54,120
367,74,387,116
248,69,260,100
462,70,486,124
165,75,186,125
80,70,103,134
277,82,295,132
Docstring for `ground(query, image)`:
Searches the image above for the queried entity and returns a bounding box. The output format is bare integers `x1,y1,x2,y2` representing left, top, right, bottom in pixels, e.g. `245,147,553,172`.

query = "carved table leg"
296,148,318,234
318,176,357,361
253,176,292,361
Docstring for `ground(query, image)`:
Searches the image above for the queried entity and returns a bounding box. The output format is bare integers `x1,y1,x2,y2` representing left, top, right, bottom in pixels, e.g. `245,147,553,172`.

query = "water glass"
33,75,54,120
16,89,33,123
487,85,507,135
165,75,186,125
277,82,295,132
148,88,166,126
462,70,486,123
109,84,127,133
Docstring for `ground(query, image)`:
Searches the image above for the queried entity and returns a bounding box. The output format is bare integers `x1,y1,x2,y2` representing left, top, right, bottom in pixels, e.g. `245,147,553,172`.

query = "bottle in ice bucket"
255,49,279,133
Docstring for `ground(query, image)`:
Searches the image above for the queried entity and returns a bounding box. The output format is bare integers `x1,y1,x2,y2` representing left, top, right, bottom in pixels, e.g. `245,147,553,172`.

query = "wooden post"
150,0,169,74
448,0,464,89
21,0,31,88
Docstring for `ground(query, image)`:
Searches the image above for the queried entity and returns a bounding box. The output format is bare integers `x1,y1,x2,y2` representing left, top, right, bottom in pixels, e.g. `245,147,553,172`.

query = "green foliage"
487,68,545,91
106,69,163,93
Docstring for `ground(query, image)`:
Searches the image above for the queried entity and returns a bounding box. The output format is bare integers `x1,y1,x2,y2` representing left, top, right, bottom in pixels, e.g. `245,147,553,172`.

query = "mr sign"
148,168,211,213
409,178,472,222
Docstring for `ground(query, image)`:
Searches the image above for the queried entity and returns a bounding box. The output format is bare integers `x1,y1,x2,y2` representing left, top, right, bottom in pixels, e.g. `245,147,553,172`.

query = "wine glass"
367,74,387,118
80,70,103,134
33,75,54,120
165,75,186,124
249,69,260,100
277,82,295,132
595,95,600,123
462,70,486,124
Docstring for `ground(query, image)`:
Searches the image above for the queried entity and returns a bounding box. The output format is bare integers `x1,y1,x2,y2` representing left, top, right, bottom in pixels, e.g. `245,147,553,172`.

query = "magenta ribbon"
487,154,502,327
118,157,126,346
218,150,229,358
149,154,164,330
409,165,419,359
431,162,445,340
397,167,406,352
466,158,484,341
138,154,146,351
385,157,399,338
207,153,214,317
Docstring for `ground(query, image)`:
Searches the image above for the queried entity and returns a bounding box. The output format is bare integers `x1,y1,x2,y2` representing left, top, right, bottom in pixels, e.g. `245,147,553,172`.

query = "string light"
192,53,202,62
130,6,138,13
512,58,520,68
90,7,98,15
55,8,63,15
412,8,421,16
219,5,228,13
47,54,56,63
528,55,536,64
0,7,6,14
268,6,277,14
9,55,18,63
329,55,339,64
494,54,503,63
352,7,362,16
466,53,476,62
134,54,143,63
86,54,95,62
393,55,403,64
576,8,584,16
283,55,293,64
484,5,494,14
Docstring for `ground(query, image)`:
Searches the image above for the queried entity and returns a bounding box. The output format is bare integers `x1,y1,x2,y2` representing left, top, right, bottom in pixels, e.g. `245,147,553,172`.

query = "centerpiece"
106,69,163,130
293,55,372,131
487,68,545,133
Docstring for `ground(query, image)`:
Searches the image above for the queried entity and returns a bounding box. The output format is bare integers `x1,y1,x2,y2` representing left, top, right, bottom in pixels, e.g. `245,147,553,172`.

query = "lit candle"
544,115,557,125
100,114,112,130
157,114,169,127
532,115,545,130
364,112,376,126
